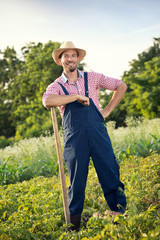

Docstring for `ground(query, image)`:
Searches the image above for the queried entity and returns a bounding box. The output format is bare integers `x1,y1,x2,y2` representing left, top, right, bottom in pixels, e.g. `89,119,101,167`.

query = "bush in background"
0,136,15,149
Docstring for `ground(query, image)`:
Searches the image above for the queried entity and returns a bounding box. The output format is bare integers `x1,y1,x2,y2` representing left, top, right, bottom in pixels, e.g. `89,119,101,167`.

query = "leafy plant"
0,154,159,239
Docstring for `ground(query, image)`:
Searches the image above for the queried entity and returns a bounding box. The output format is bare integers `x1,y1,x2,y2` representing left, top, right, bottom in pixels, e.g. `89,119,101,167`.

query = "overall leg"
90,124,126,213
63,128,90,215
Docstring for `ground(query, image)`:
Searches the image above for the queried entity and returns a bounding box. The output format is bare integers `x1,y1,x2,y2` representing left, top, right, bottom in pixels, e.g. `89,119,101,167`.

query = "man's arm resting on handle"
43,94,90,108
101,82,127,119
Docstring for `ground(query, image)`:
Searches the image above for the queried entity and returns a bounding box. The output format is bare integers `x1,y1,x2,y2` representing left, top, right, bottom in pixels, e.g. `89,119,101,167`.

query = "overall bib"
58,72,126,215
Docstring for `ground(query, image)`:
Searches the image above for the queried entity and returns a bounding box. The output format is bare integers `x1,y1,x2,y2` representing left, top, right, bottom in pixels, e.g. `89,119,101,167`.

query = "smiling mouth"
65,62,77,72
67,62,74,65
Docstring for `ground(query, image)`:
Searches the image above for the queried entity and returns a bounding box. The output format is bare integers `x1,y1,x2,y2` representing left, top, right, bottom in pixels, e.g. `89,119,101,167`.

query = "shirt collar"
61,69,83,83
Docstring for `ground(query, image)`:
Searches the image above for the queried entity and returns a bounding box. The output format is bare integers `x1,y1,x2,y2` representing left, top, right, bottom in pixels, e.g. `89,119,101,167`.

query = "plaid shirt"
42,70,123,118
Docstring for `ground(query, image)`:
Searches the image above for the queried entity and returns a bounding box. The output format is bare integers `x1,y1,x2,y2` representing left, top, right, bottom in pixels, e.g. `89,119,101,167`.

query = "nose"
68,56,73,61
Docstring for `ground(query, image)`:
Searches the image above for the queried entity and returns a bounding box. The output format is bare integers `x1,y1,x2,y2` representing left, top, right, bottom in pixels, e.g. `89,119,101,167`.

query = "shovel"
51,107,70,225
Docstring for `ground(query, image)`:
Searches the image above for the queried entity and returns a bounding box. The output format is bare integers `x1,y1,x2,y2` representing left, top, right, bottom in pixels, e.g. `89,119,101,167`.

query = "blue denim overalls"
58,72,126,215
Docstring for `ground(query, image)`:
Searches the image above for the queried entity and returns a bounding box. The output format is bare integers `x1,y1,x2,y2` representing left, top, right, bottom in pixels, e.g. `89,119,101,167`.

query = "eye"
64,55,68,58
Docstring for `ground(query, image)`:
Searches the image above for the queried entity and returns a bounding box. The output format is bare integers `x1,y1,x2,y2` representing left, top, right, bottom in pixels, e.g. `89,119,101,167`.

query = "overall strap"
58,72,89,97
58,82,69,95
84,72,89,97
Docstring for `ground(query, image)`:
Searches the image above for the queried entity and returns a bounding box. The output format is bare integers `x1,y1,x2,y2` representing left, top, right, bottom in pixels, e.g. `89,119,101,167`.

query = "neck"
64,69,78,83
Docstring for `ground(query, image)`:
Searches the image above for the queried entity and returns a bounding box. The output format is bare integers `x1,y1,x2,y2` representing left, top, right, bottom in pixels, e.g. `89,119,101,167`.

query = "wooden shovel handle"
51,107,70,224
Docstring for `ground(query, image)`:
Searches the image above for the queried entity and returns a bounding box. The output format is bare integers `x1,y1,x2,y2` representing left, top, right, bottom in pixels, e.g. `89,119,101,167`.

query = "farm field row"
0,154,160,239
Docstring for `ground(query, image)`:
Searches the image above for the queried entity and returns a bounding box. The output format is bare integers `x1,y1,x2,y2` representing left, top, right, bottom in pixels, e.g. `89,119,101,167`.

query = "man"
43,41,127,231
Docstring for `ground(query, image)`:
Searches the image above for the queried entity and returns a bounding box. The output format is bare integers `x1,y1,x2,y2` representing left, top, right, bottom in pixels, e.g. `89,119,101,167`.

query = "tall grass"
107,117,160,160
0,134,60,185
0,118,160,185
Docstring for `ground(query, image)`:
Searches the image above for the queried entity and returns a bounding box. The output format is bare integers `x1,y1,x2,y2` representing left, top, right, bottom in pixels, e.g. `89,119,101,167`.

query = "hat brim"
52,47,86,65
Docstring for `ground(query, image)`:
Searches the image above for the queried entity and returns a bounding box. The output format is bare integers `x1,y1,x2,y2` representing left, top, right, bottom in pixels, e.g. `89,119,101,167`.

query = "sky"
0,0,160,78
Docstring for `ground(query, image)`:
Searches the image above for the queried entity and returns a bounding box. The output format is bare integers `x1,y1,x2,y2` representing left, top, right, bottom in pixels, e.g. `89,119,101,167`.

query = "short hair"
59,50,79,59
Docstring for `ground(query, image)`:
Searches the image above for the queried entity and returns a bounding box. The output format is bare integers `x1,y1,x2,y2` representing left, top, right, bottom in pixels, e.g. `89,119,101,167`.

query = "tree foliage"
0,41,63,139
12,41,63,139
0,47,22,137
122,37,160,119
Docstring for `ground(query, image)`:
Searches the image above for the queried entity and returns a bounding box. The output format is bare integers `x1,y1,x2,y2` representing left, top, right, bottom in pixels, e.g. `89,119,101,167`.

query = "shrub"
0,136,15,149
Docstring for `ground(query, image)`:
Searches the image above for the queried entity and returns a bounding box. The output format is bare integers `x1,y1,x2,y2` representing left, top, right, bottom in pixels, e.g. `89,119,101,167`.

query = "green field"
0,118,160,239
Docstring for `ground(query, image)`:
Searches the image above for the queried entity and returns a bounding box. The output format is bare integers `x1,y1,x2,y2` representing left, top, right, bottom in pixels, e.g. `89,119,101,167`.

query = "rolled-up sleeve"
42,82,60,106
95,73,123,90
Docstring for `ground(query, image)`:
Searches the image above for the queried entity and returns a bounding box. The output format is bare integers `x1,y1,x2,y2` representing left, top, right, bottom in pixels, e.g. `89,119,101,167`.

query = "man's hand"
100,82,127,119
100,109,110,119
77,95,90,106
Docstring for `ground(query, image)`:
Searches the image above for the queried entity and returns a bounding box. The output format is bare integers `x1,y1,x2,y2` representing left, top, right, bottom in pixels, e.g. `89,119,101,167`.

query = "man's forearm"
101,82,127,119
43,94,90,108
43,94,78,108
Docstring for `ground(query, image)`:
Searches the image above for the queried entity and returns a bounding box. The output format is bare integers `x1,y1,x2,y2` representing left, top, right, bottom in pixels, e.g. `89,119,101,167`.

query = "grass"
0,118,160,185
0,135,59,185
107,117,160,160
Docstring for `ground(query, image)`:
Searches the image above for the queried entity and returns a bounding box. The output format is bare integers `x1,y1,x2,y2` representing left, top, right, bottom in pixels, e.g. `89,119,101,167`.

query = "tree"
0,47,22,137
122,37,160,119
11,41,63,139
128,56,160,118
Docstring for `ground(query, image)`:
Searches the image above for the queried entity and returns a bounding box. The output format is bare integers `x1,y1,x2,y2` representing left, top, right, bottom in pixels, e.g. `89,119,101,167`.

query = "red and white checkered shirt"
42,70,123,118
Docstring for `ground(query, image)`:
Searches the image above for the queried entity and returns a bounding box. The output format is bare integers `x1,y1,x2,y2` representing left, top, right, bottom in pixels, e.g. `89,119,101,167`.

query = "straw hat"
52,41,86,65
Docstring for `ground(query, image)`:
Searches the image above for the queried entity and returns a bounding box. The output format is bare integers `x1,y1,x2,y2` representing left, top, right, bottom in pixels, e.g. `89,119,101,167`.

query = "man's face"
58,49,79,73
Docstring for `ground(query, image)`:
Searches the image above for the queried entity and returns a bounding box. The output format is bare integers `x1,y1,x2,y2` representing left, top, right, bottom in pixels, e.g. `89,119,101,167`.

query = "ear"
58,58,62,66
